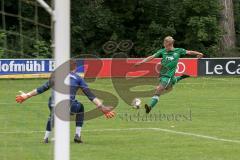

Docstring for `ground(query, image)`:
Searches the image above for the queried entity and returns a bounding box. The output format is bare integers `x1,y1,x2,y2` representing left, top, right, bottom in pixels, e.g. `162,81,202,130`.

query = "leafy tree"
234,0,240,50
0,32,6,57
0,0,239,58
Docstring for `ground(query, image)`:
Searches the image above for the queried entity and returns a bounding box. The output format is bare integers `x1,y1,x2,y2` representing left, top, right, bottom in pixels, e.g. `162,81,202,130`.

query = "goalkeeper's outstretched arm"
80,85,116,119
16,81,50,103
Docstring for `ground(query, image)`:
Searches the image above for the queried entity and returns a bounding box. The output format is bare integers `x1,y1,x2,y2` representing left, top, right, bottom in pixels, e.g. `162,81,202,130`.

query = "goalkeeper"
16,60,115,143
135,36,203,113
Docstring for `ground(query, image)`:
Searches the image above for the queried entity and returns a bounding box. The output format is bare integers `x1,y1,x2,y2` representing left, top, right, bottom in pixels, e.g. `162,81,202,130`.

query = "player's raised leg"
173,74,190,84
145,76,174,114
162,86,173,95
145,84,165,114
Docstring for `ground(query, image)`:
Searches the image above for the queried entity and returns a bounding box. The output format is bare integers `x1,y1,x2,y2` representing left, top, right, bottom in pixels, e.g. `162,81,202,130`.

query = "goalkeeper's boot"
43,138,49,144
74,134,83,143
145,104,152,114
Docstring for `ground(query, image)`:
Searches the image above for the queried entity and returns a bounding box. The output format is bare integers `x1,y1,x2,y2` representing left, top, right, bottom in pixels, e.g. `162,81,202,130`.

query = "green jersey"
154,48,186,77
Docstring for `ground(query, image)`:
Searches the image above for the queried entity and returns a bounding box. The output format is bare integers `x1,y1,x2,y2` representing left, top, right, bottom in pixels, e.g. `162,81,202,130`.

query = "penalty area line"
0,128,240,144
83,128,240,144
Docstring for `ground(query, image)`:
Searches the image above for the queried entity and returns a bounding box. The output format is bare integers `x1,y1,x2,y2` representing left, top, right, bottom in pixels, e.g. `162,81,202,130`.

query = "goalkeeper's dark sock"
46,120,51,131
148,95,159,108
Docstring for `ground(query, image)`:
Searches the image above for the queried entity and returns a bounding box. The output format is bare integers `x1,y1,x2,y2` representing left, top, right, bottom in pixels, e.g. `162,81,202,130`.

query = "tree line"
0,0,240,58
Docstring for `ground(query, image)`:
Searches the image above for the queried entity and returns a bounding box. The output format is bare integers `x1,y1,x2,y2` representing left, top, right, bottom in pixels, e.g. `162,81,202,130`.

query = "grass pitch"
0,77,239,160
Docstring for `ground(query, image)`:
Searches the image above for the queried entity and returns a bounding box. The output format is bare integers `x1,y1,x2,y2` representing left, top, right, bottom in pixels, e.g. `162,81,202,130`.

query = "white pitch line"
0,98,239,105
83,128,240,144
150,128,240,144
0,128,240,144
0,130,45,134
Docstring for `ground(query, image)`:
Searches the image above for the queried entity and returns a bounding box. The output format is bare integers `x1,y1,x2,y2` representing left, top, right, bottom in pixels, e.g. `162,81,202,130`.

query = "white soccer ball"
131,98,141,109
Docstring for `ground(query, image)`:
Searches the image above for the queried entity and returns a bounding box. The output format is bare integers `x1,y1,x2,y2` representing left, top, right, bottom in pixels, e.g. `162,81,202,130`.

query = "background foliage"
0,0,239,58
234,0,240,50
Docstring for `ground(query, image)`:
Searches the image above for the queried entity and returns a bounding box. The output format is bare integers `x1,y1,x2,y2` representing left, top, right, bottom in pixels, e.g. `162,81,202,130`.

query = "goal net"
0,1,70,160
0,0,52,58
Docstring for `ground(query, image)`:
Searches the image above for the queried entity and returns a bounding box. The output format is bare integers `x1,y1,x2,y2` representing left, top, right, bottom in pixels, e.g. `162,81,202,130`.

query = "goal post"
36,0,70,160
54,0,70,160
36,0,54,15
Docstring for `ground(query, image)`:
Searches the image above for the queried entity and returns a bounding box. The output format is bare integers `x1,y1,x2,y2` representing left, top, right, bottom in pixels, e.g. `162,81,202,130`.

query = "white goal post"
36,1,70,160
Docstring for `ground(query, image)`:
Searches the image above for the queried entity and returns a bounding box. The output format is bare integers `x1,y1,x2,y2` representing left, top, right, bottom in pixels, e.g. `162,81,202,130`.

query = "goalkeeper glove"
98,105,116,119
104,111,116,119
16,91,30,103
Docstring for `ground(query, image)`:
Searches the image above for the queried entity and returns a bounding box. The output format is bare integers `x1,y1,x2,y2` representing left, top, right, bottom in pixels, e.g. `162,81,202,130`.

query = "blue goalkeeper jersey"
36,72,96,106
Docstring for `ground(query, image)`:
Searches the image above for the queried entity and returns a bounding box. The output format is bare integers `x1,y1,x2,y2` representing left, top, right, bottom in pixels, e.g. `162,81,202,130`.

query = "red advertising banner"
84,58,198,78
177,59,198,77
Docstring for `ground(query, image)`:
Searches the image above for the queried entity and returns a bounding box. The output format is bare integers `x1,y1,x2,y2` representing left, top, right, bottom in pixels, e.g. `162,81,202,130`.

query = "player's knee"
166,86,173,91
76,103,84,113
71,103,80,113
156,85,165,92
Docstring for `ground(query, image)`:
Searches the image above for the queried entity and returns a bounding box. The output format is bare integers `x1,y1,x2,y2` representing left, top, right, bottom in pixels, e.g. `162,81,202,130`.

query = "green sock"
149,96,159,108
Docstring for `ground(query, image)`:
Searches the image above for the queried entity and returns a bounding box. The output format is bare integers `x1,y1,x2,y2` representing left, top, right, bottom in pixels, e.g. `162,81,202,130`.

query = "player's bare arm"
134,55,155,66
186,50,204,58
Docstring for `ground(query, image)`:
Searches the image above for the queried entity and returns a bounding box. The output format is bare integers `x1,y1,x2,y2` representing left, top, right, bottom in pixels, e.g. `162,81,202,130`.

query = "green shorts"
159,76,176,88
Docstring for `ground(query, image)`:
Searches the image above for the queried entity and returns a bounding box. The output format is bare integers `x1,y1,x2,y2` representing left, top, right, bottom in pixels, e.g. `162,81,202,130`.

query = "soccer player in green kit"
135,36,203,113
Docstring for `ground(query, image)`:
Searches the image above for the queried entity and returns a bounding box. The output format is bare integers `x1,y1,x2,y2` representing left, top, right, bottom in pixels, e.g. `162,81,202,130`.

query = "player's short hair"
164,36,175,44
70,59,77,71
